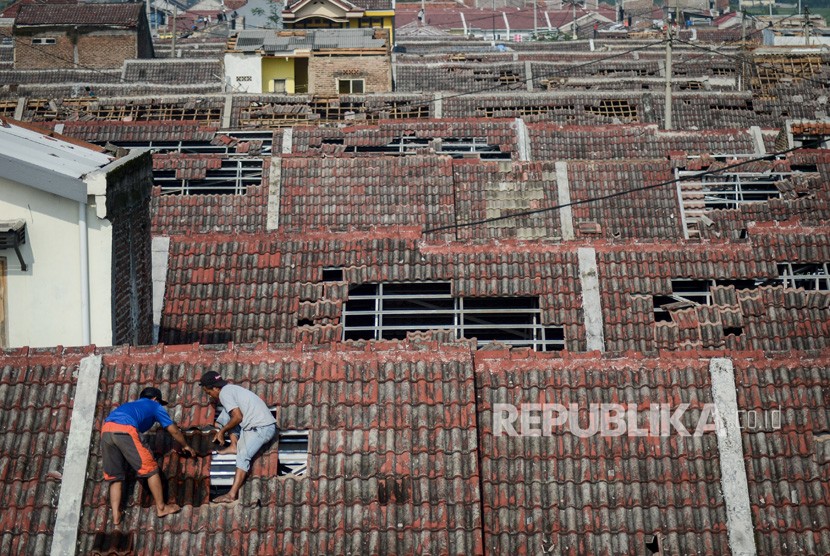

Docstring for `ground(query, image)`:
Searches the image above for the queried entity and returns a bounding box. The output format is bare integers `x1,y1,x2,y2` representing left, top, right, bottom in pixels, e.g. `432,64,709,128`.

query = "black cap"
199,370,227,388
139,387,168,406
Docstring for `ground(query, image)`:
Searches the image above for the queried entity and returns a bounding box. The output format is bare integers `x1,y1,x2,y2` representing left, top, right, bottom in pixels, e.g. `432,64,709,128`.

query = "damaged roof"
233,28,387,54
1,344,828,554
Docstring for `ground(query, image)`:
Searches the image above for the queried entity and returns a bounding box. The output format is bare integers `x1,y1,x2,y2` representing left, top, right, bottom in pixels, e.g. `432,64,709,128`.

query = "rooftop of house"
0,0,76,20
3,22,830,555
230,28,388,54
0,117,111,180
13,2,145,28
1,343,828,554
283,0,394,13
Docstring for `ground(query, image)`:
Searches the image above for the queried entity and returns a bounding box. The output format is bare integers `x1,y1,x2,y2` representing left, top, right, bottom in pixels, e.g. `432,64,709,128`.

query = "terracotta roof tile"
75,343,483,555
15,2,143,26
0,352,83,555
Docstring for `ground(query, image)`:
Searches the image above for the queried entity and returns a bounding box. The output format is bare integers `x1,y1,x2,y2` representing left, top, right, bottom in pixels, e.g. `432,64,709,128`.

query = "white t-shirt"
219,384,276,430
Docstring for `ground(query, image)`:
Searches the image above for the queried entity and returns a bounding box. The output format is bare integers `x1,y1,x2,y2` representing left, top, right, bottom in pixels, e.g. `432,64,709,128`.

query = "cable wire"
674,36,830,88
422,140,822,234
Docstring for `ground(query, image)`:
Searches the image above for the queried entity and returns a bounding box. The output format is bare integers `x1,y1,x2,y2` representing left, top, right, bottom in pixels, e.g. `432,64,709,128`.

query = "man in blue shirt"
102,387,196,525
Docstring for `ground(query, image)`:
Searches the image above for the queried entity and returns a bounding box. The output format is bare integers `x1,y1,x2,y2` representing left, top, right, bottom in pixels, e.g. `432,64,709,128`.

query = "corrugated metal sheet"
235,30,268,51
0,120,112,179
312,29,385,49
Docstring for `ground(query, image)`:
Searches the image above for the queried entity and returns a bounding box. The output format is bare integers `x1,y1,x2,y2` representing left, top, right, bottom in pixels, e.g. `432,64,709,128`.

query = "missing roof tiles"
586,99,638,122
343,282,564,351
277,430,309,476
321,267,344,281
778,262,830,291
644,534,661,555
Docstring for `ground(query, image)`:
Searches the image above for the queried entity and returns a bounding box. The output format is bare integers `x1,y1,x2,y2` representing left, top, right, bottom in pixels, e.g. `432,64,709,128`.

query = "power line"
673,36,830,88
422,141,820,234
0,30,131,83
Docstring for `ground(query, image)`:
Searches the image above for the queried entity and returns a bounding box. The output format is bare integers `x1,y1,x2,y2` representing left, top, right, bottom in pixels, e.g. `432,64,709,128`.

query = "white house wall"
224,52,263,93
0,177,113,348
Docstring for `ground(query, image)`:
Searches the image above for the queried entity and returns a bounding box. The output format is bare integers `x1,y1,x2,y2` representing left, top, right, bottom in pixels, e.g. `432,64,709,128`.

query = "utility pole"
572,0,577,39
804,5,811,46
171,5,177,58
492,0,496,41
739,11,746,91
664,20,672,130
533,0,538,39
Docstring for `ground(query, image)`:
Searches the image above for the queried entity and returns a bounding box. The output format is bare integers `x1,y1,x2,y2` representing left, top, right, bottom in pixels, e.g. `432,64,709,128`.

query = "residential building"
0,24,829,556
0,118,153,348
12,2,153,69
282,0,395,42
224,28,391,95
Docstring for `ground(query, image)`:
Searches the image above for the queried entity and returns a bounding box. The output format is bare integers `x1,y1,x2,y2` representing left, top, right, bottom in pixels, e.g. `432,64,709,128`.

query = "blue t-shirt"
105,398,174,433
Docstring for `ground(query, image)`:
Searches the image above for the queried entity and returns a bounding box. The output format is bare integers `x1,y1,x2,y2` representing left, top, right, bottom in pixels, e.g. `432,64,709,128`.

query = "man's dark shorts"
101,422,159,481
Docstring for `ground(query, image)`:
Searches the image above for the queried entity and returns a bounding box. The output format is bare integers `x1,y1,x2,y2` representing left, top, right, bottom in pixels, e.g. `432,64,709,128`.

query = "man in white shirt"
199,371,277,502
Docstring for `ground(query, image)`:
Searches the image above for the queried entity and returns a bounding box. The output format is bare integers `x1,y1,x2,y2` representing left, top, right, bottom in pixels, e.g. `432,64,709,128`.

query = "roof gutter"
0,152,88,203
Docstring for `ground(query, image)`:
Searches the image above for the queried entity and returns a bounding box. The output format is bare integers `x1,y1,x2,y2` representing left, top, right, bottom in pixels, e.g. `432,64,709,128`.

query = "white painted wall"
224,52,263,93
771,36,830,46
0,177,112,348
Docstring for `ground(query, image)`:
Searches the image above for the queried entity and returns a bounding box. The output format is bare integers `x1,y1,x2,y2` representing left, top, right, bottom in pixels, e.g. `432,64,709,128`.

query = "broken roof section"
75,342,483,554
0,118,112,202
2,344,829,555
231,28,387,54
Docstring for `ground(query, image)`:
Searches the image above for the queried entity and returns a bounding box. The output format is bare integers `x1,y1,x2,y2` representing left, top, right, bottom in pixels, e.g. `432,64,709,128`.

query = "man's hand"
213,430,226,445
181,445,197,457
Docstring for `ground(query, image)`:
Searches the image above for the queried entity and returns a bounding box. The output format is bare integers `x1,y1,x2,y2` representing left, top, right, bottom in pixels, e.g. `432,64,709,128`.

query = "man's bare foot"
112,509,122,526
156,504,181,518
212,493,237,504
216,445,237,455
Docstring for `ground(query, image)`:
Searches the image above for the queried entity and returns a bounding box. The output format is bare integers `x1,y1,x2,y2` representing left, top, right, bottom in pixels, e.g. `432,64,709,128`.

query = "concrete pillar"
555,161,574,241
51,354,102,556
749,126,766,155
222,94,233,129
266,156,282,231
577,247,604,351
709,357,758,556
282,127,293,154
151,236,171,344
515,117,531,162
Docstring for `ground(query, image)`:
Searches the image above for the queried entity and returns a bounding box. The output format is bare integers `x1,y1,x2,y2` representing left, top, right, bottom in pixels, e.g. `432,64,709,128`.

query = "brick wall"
77,32,138,69
14,33,75,69
106,151,154,346
308,54,391,96
14,29,139,69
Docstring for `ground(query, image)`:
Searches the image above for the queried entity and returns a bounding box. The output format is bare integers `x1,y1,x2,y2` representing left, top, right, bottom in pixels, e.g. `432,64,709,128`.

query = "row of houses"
1,2,829,555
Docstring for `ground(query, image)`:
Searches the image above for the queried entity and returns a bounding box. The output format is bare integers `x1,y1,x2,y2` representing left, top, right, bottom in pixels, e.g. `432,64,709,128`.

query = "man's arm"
165,424,197,457
213,408,243,445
